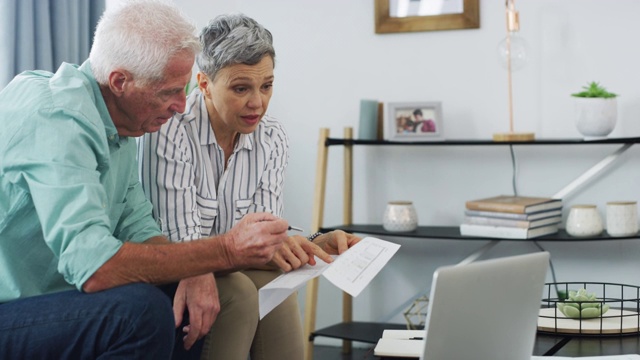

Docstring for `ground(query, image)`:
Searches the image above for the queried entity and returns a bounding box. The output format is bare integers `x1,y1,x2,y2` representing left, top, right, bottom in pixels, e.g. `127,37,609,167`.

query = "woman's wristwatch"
307,232,323,241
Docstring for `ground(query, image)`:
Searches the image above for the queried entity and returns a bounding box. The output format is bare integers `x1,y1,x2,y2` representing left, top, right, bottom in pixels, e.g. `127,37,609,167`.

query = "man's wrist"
210,233,236,270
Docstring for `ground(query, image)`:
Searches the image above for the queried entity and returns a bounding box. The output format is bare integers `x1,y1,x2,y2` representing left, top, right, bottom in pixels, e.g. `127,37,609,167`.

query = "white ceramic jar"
383,201,418,232
565,204,603,237
606,201,638,237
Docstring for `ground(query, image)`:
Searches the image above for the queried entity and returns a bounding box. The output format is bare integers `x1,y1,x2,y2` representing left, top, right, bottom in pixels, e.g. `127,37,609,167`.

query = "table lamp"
493,0,534,142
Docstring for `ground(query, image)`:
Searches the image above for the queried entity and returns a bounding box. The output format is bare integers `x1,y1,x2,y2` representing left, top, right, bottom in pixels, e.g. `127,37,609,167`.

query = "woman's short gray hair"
89,0,200,85
197,13,275,80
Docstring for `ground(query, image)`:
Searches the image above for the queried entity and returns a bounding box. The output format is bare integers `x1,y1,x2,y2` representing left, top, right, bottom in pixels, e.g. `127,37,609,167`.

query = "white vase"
574,97,617,140
383,201,418,232
566,204,603,237
606,201,638,237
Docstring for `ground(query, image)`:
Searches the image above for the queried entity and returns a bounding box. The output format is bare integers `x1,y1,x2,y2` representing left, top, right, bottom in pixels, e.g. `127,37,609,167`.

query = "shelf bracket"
455,240,500,266
552,143,633,200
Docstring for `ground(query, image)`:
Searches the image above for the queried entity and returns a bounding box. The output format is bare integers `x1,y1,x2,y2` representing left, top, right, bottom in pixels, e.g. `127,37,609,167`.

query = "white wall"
176,0,640,346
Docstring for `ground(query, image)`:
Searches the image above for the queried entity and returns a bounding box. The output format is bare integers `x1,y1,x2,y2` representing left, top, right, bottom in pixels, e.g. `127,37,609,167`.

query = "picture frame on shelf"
385,101,443,141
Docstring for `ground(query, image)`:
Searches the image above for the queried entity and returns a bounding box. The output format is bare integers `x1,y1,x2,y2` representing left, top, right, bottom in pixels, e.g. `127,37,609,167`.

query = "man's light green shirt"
0,61,162,302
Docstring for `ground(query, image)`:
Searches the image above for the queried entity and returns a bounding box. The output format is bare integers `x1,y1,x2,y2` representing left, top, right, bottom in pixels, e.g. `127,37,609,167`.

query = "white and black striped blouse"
137,89,289,241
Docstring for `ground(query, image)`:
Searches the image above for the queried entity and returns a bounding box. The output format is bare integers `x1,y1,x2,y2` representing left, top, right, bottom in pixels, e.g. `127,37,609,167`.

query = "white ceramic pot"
566,204,603,237
606,201,638,237
383,201,418,232
574,97,617,140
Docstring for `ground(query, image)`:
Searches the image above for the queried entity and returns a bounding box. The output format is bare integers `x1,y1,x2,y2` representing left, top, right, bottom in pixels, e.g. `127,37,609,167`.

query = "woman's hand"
270,235,332,272
312,230,361,255
269,230,361,272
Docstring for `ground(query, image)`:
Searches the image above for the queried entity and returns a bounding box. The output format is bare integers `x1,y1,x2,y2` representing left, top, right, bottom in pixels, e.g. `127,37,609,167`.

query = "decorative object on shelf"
385,101,443,142
565,204,603,237
383,201,418,232
606,201,638,237
373,0,480,34
403,294,429,330
572,81,618,140
358,99,380,140
557,288,610,319
538,282,640,335
493,0,534,142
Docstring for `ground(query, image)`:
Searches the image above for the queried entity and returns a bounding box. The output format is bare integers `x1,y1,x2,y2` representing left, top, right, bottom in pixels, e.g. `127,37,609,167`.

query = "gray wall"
168,0,640,346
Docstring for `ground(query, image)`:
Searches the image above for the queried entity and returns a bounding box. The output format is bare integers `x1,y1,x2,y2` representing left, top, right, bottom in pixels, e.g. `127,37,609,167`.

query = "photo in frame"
374,0,480,34
385,101,443,141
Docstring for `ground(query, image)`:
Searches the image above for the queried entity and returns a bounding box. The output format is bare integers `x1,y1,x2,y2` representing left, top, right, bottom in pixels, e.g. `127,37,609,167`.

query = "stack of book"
460,195,563,239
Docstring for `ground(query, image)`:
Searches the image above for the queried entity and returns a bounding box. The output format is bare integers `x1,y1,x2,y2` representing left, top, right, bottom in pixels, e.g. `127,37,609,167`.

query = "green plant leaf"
556,288,611,319
572,81,617,98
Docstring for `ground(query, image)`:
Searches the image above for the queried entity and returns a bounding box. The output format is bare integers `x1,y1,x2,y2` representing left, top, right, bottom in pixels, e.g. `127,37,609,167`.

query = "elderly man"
0,2,290,359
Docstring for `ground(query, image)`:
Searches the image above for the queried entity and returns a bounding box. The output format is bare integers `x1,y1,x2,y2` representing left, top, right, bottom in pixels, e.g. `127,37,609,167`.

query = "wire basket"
538,282,640,336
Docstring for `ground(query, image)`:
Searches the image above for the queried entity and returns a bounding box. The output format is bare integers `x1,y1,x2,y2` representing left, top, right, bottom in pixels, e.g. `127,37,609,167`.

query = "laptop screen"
420,252,549,360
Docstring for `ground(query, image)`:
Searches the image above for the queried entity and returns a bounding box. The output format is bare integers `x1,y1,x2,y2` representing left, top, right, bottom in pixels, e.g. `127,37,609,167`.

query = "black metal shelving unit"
319,225,640,241
325,137,640,147
304,131,640,358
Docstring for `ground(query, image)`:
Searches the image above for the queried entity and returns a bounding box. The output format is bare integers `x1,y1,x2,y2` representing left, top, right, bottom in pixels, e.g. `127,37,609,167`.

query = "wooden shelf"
319,225,640,241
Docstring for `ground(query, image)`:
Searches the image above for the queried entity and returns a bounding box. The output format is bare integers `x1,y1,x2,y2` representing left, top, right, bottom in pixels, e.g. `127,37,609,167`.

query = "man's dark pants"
0,283,204,359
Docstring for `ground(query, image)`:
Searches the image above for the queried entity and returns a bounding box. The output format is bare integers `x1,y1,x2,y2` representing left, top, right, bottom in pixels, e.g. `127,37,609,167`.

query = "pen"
288,225,304,232
409,337,423,340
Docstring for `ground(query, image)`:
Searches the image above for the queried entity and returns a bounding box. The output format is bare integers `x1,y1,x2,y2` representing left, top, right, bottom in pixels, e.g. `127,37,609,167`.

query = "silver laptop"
375,251,549,359
420,251,549,360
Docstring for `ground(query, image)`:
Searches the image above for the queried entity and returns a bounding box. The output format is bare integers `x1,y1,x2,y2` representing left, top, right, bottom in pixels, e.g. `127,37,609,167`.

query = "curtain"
0,0,105,89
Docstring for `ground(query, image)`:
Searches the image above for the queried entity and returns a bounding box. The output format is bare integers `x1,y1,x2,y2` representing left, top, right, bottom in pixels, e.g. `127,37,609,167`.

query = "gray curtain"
0,0,105,89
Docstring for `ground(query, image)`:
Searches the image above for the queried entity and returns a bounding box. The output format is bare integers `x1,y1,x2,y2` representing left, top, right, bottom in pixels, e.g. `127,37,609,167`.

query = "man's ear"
108,70,131,97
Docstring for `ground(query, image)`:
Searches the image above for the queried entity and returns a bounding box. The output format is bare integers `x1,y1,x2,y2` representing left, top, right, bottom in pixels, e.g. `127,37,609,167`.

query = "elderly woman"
138,14,360,360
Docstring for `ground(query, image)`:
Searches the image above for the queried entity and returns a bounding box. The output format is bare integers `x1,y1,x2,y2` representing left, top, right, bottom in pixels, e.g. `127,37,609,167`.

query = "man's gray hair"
89,0,200,85
197,13,275,80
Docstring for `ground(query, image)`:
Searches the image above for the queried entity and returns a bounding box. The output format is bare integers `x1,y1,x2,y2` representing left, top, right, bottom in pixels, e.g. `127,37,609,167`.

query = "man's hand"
221,213,288,269
173,273,220,350
312,230,361,255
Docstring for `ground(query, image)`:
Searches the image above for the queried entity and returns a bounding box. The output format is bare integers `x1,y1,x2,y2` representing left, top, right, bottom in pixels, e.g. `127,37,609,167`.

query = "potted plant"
571,81,618,139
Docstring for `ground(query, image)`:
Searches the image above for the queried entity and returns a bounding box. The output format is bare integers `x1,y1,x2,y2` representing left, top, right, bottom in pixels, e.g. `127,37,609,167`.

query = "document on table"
531,356,640,359
258,236,400,319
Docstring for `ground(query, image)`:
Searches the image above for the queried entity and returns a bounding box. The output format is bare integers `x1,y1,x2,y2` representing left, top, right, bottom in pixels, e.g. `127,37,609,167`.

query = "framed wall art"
374,0,480,34
385,101,443,141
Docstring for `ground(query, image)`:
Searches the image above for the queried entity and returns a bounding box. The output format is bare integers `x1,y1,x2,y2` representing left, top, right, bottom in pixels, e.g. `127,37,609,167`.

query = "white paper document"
258,236,400,319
